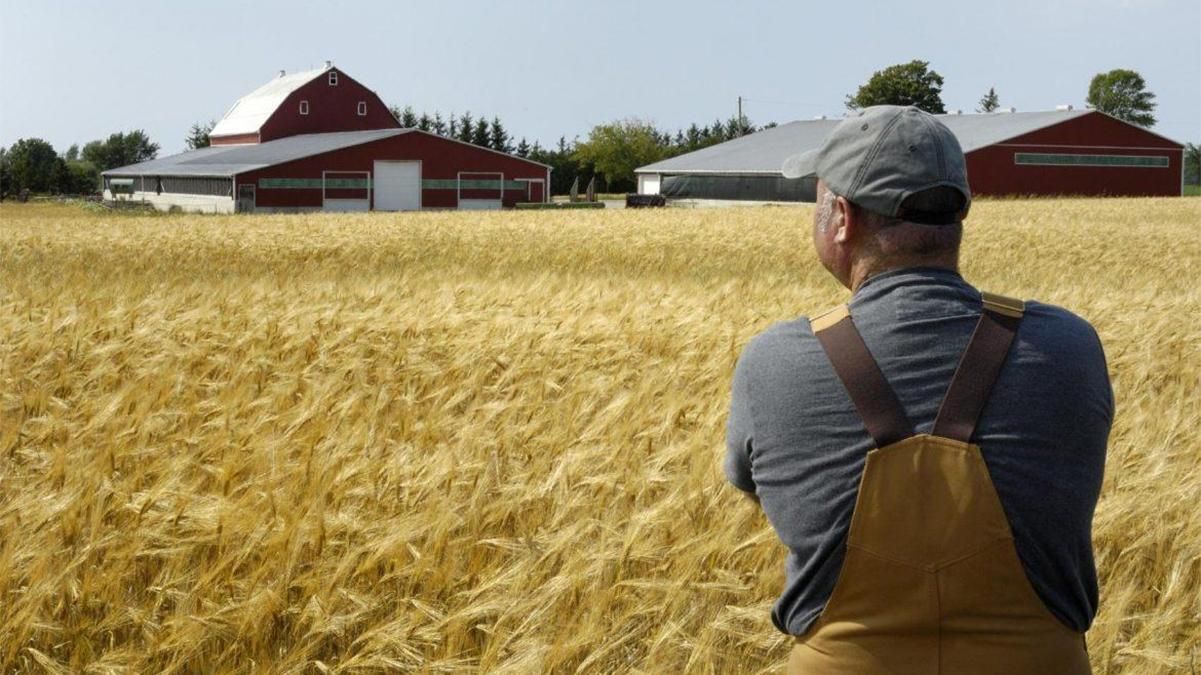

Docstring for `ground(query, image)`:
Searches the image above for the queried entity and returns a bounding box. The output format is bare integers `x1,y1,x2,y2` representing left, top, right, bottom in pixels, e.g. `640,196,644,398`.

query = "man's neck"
848,255,960,293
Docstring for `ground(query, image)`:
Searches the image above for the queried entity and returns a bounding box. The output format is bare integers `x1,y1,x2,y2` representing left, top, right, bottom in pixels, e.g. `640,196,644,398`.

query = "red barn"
210,62,401,146
636,108,1185,201
102,63,550,213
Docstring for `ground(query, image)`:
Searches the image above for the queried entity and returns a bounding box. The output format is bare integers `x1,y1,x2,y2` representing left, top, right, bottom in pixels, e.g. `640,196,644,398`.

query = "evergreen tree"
726,115,753,138
489,116,510,152
515,137,531,157
457,112,474,143
400,106,419,128
448,113,458,138
471,118,490,147
977,87,1000,113
417,113,433,132
186,121,214,149
432,112,447,136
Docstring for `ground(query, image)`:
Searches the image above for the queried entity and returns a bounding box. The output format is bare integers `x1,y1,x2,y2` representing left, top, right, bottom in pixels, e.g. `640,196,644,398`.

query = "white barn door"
374,161,421,211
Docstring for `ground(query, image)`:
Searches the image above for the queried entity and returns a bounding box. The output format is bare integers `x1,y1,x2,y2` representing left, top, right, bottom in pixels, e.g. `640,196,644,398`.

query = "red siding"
1001,111,1180,149
238,131,549,209
211,132,260,146
209,68,401,145
966,112,1182,197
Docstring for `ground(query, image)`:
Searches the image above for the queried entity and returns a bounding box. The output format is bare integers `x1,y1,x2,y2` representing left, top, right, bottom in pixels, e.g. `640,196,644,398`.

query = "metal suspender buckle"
980,291,1025,318
810,304,851,333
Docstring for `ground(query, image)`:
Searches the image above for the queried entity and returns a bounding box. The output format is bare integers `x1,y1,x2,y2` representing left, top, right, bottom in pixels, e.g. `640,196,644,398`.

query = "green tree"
515,137,531,157
1184,142,1201,187
0,146,11,198
529,136,584,195
6,138,63,193
82,131,159,171
401,106,419,128
977,87,1000,113
432,112,447,136
186,121,214,150
847,60,946,114
65,160,100,194
64,144,80,161
1087,69,1157,127
573,119,667,192
489,117,510,152
456,112,474,143
471,118,490,147
417,113,433,132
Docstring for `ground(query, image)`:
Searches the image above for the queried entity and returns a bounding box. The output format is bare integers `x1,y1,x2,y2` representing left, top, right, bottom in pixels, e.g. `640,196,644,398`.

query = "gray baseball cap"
782,105,970,224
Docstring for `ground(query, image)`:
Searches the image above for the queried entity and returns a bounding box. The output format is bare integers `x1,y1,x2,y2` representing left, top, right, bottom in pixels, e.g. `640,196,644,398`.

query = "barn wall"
967,112,1182,197
238,131,550,210
211,132,260,146
1000,111,1180,148
257,69,400,143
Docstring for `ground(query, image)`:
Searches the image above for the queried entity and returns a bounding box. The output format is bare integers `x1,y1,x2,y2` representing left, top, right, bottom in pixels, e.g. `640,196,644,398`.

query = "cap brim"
781,149,818,179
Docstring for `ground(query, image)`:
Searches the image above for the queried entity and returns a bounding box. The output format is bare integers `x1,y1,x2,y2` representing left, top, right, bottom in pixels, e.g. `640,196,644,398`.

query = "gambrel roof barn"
103,63,550,213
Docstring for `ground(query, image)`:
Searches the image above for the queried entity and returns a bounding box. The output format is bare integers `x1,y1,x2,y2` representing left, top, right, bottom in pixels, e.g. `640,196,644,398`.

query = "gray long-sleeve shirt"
725,267,1112,636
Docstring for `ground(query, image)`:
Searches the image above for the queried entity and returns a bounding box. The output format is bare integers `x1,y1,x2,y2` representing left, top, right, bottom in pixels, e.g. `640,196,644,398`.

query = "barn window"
300,100,309,115
357,101,367,116
1014,152,1169,168
328,71,338,86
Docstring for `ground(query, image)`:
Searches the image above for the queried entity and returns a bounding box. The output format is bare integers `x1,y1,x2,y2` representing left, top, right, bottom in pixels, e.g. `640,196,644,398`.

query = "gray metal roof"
103,129,410,177
637,109,1096,175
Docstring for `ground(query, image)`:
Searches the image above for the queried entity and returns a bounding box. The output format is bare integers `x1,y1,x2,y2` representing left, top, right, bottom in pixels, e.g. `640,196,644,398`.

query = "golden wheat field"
1,198,1199,674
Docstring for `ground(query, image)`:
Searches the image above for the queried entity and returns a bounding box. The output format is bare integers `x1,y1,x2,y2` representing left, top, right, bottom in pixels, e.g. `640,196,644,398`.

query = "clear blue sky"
2,0,1198,156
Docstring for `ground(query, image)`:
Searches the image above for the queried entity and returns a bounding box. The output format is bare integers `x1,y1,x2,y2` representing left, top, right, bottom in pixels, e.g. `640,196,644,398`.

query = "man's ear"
833,196,855,244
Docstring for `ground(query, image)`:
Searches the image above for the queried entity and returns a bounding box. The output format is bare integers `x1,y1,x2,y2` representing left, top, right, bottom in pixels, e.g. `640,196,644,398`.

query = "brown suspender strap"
812,305,915,448
931,292,1025,443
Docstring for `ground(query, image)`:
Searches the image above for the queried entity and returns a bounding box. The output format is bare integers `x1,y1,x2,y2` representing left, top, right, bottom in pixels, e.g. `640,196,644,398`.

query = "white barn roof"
637,109,1094,175
210,67,329,138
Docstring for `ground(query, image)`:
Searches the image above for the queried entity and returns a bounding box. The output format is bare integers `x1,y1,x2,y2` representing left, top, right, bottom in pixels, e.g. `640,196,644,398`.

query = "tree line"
3,64,1196,199
1,132,157,199
143,108,776,196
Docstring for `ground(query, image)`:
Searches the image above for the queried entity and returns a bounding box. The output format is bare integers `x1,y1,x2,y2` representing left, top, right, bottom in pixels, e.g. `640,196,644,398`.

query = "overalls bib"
787,293,1092,675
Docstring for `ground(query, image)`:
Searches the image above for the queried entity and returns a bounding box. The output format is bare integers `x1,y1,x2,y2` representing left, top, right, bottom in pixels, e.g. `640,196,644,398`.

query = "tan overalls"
787,293,1092,674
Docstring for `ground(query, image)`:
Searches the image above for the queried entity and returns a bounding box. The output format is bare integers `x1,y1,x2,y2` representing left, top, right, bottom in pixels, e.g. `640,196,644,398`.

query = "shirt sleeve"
725,349,758,494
